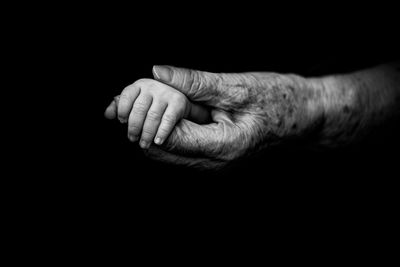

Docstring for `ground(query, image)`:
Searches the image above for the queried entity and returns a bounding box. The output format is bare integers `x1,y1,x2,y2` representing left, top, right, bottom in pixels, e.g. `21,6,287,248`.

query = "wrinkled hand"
144,66,325,170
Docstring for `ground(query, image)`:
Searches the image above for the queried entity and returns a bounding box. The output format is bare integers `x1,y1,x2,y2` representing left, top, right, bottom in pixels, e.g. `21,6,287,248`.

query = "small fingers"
104,98,118,119
118,84,141,123
139,101,167,149
154,105,181,145
127,94,153,142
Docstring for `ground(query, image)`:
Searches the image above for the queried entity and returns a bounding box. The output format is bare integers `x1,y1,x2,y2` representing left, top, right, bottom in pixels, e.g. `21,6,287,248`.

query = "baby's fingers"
127,95,152,142
154,106,182,145
139,101,167,149
104,96,119,119
118,84,140,123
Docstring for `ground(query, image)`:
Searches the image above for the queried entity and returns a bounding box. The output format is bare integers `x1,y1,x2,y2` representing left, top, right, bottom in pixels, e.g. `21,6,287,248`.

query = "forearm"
312,63,400,146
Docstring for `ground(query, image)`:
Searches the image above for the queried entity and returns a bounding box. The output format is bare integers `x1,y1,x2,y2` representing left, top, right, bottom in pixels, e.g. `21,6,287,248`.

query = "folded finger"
154,105,180,145
162,110,238,160
144,146,224,170
118,84,140,123
127,94,153,142
104,99,118,119
139,101,167,149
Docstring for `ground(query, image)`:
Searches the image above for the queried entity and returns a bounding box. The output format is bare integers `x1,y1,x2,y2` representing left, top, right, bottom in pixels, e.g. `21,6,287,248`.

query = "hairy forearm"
312,63,400,146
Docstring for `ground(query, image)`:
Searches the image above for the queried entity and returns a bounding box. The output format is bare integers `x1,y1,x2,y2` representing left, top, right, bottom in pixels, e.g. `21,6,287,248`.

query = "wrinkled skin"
141,66,326,170
105,64,400,170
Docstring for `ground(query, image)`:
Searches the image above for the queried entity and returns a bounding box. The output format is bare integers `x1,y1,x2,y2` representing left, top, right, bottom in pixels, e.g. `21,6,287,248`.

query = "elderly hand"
143,66,327,170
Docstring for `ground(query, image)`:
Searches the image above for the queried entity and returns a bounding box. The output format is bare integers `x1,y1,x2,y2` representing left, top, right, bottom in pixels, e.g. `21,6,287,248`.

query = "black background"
9,3,399,243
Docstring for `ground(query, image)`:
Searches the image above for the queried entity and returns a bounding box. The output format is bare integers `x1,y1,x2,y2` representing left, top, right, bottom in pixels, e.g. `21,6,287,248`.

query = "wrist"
284,74,328,136
318,75,356,116
305,73,362,146
280,73,355,144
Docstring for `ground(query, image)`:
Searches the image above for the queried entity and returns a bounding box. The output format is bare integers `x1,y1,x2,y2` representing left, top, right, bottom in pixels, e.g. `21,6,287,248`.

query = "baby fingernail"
154,137,162,145
129,135,138,142
140,140,149,149
119,117,127,123
153,65,172,82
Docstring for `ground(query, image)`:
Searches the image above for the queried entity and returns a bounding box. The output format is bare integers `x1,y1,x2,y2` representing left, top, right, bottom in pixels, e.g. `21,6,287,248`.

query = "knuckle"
188,70,203,96
119,93,130,102
162,113,177,125
157,123,174,137
171,91,183,100
122,83,139,94
134,79,156,92
132,102,148,115
141,126,154,135
133,78,151,86
146,110,161,121
141,129,154,140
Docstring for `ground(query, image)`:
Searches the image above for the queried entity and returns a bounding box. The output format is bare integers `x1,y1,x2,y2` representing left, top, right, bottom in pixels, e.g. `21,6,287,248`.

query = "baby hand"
105,79,207,149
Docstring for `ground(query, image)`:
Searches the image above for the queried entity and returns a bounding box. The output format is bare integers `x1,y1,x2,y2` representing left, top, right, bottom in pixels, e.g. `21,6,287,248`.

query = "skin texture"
104,79,211,149
317,63,400,146
105,63,400,170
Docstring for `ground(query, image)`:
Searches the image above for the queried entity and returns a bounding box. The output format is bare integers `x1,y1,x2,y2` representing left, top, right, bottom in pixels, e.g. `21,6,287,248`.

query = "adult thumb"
152,65,221,104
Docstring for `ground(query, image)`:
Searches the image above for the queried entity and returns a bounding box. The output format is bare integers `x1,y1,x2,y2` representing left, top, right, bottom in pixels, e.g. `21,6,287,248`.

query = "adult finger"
127,94,152,143
161,111,239,161
144,146,226,170
152,65,223,105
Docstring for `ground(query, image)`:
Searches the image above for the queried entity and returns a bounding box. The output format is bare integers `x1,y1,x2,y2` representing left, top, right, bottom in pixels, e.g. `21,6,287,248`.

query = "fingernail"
153,65,172,82
140,140,149,149
129,135,138,142
154,137,162,145
119,117,127,124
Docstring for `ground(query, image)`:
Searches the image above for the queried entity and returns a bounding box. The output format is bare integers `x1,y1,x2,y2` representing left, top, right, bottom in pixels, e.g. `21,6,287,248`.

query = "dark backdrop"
19,4,399,231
